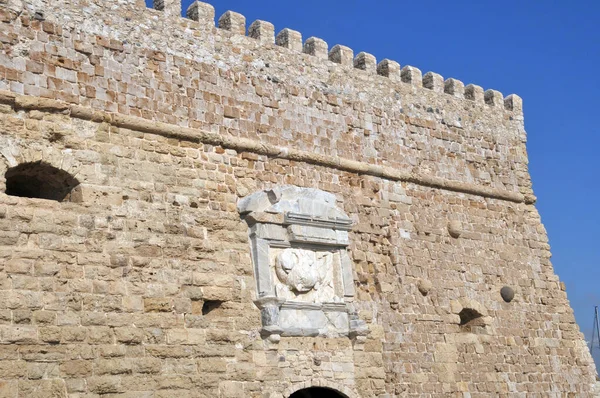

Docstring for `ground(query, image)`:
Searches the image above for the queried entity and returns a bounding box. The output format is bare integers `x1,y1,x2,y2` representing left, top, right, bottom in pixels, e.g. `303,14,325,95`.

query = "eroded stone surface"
275,248,330,295
448,220,462,238
418,279,432,296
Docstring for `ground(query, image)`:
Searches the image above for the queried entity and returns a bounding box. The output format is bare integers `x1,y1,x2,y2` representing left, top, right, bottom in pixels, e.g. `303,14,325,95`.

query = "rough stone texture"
0,0,597,397
186,1,214,24
376,59,400,82
152,0,181,18
275,29,303,52
329,45,354,66
248,20,275,45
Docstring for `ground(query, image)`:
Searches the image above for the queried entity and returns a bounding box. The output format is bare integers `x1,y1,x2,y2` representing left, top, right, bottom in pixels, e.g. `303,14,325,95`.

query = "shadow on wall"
459,307,485,333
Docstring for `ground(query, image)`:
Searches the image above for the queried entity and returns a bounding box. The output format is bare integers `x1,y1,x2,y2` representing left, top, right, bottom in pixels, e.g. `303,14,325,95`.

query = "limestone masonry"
0,0,597,396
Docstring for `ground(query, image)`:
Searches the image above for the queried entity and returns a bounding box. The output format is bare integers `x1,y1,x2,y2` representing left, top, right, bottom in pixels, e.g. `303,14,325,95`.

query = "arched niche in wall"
238,186,368,340
0,140,83,203
4,161,81,202
450,297,493,335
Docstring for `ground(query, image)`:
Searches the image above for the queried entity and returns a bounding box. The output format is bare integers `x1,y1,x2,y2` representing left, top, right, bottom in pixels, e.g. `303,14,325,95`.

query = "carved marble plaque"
272,248,339,302
238,186,368,339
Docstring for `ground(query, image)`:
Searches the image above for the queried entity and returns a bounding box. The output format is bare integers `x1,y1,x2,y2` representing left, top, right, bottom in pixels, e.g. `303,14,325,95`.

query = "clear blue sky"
145,0,600,366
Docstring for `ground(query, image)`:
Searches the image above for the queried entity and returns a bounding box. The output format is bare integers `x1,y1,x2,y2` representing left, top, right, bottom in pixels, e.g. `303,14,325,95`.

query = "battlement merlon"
7,0,524,115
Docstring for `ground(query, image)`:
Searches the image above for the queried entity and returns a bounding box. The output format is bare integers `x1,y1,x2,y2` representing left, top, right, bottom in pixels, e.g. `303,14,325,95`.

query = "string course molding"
0,91,533,205
154,0,523,113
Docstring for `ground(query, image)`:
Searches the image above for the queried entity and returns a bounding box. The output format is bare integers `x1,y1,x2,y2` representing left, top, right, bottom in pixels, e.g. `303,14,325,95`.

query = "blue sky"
145,0,600,366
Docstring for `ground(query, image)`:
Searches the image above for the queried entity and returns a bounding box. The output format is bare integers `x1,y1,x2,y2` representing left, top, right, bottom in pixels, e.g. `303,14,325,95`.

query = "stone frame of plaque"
238,186,368,339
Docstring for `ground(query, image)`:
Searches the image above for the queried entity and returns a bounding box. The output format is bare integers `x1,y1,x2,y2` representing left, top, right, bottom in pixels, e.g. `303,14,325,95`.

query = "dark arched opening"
5,161,80,202
289,387,348,398
459,307,485,333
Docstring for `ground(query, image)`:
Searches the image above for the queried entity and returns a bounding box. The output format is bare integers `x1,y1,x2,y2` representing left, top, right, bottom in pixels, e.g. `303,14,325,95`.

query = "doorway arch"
289,387,349,398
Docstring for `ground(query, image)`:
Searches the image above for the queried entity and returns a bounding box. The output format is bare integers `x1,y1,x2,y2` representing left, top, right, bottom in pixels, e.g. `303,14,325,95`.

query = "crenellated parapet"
149,0,522,113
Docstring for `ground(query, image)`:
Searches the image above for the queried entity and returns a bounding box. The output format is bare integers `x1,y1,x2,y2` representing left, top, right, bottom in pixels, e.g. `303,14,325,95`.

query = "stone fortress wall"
0,0,597,396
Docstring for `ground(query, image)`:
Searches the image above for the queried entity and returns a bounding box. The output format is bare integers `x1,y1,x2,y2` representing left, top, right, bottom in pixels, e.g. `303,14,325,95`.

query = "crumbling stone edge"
0,90,535,204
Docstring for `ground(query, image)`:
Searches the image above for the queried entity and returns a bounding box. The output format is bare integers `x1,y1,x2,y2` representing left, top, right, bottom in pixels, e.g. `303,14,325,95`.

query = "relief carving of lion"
275,249,328,294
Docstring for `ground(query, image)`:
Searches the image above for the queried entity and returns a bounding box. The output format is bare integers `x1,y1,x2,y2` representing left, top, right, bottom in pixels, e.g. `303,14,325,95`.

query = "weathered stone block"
87,376,124,394
5,258,33,274
17,379,67,398
465,84,485,103
248,20,275,44
144,298,172,313
114,327,144,344
423,72,444,93
354,52,376,73
377,59,401,81
152,0,181,18
1,326,38,344
275,28,302,52
329,45,354,66
186,1,214,23
401,65,422,86
218,11,246,35
303,37,328,59
60,360,92,377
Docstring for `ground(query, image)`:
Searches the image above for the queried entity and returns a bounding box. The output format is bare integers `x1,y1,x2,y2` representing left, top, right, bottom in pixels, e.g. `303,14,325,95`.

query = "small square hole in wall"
202,300,223,316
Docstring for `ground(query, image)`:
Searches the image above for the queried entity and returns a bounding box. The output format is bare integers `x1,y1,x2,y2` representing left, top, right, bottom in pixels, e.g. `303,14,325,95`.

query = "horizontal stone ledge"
0,91,529,204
